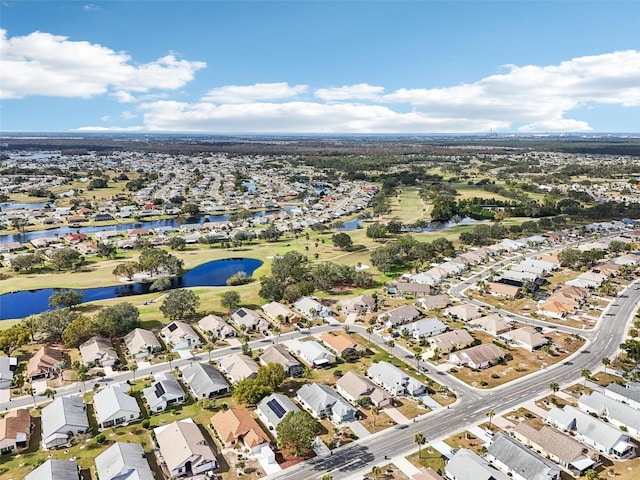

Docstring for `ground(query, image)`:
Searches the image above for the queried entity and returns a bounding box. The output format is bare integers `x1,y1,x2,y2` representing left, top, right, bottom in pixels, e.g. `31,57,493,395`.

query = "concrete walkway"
391,456,422,477
384,406,410,424
345,419,371,439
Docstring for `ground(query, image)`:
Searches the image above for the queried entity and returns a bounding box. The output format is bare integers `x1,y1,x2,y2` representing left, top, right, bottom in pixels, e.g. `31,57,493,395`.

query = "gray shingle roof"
94,442,154,480
180,362,229,398
25,459,79,480
487,433,560,480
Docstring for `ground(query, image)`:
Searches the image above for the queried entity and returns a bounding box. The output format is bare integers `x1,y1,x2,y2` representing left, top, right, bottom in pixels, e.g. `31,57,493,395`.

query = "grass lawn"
406,448,447,475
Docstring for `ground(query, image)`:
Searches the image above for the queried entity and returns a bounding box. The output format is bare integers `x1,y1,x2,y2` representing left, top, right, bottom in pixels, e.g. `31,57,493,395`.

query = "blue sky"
1,1,639,133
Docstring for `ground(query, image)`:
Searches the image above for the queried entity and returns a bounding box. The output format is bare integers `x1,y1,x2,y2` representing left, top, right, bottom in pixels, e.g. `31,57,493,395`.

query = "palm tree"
601,357,611,374
78,370,88,393
272,326,281,344
25,386,36,406
371,405,380,426
130,363,138,383
166,342,176,370
366,326,374,343
371,465,381,480
44,388,56,399
205,342,214,362
414,432,426,458
549,382,560,397
581,368,592,387
485,409,495,429
321,475,334,480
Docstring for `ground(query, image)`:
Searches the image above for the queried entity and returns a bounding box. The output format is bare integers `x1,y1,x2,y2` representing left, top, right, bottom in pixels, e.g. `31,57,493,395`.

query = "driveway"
345,420,371,439
384,407,410,425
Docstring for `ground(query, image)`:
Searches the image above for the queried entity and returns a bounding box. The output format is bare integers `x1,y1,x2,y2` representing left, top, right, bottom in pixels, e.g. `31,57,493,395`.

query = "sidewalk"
384,406,410,424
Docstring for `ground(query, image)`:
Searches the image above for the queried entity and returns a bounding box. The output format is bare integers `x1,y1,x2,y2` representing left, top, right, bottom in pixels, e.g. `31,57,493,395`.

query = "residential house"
445,449,510,480
288,339,336,367
485,281,522,298
26,346,65,381
367,361,425,397
79,336,118,367
566,271,606,289
338,294,376,314
296,383,356,423
198,314,236,338
210,408,271,452
501,327,549,351
155,419,218,477
0,356,18,390
513,422,600,476
468,314,511,336
230,307,269,331
261,301,299,323
335,371,392,407
405,317,448,340
94,442,154,480
259,344,304,377
41,396,89,449
423,329,475,359
179,362,230,399
256,393,301,432
538,300,575,320
142,372,186,413
415,294,452,311
395,282,432,298
449,343,506,369
445,304,483,322
293,296,331,319
378,304,422,328
219,353,260,383
161,321,201,351
546,405,635,458
486,433,561,480
0,409,31,455
25,459,80,480
604,382,640,410
320,332,365,359
93,384,141,429
578,391,640,439
123,328,161,360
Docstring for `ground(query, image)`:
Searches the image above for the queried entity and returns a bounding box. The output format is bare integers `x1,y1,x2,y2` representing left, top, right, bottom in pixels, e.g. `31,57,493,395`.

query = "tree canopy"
160,289,201,321
276,411,321,456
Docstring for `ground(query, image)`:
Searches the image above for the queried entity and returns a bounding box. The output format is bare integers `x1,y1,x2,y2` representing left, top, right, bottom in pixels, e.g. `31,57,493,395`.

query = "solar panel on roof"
267,398,286,418
237,309,247,317
167,323,178,332
155,383,166,397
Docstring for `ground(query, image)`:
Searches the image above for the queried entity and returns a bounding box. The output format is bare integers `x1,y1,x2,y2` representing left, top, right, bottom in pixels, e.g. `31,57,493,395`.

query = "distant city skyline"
1,1,639,134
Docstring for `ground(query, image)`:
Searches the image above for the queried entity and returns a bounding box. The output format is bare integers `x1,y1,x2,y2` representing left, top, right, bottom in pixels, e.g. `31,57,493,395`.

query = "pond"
0,257,263,321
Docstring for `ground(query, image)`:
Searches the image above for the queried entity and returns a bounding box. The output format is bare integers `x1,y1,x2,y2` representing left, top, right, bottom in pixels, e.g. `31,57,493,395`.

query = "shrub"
95,433,106,444
141,419,150,429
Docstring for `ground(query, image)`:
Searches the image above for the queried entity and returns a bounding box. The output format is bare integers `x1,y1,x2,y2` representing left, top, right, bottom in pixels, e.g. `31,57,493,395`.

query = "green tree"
584,469,600,480
96,242,117,259
50,247,84,271
549,382,560,397
39,308,80,340
371,405,380,426
581,368,592,387
168,236,187,251
232,378,272,405
150,277,171,291
276,411,321,456
332,232,353,250
221,291,241,311
95,302,140,337
181,203,200,215
371,465,381,480
256,363,287,390
0,324,30,355
366,222,387,240
160,289,201,321
414,432,426,458
112,261,139,281
620,339,640,362
62,315,97,347
48,289,84,309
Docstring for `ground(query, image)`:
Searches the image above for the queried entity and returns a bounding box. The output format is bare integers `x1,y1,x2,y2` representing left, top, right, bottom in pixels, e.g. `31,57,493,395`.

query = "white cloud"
0,29,206,100
315,83,384,101
201,83,308,103
83,4,102,12
100,115,110,122
121,111,137,120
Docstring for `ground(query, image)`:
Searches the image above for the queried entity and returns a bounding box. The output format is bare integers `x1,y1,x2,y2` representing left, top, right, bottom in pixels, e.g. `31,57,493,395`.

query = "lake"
0,257,262,321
